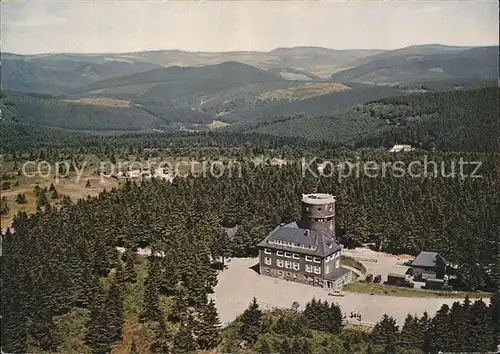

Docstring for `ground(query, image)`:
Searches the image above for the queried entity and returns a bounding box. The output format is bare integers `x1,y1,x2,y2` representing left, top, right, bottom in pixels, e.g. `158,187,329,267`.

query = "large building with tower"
257,193,352,290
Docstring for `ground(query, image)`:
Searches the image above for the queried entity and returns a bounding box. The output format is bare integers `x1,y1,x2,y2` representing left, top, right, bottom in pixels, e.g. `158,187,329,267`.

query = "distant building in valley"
410,251,447,280
389,144,413,153
257,193,352,290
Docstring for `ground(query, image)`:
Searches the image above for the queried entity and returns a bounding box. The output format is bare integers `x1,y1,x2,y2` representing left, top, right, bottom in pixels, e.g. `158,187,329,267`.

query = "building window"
285,261,292,269
264,257,272,265
293,262,300,270
292,253,300,259
276,250,284,257
277,259,284,268
284,252,292,258
306,265,313,273
314,266,321,274
317,207,322,212
278,271,283,276
305,255,313,262
286,272,291,277
264,248,271,254
313,257,321,263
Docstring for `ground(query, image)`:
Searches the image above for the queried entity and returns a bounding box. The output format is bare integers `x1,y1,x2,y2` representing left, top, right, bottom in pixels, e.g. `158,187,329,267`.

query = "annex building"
257,193,352,290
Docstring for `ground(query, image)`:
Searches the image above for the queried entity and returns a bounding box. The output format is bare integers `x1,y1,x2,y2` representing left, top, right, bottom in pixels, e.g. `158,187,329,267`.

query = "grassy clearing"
63,97,131,108
208,120,230,130
344,281,492,299
258,82,350,101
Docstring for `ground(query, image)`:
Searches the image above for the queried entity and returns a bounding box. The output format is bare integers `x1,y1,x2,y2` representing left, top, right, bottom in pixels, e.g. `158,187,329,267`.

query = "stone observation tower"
301,193,335,240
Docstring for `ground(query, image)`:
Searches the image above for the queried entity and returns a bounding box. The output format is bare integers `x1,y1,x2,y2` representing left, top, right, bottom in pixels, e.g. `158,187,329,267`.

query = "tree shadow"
249,262,260,274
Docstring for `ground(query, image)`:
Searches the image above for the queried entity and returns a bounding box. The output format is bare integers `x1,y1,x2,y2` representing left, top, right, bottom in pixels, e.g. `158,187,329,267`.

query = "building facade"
410,251,447,280
257,193,352,290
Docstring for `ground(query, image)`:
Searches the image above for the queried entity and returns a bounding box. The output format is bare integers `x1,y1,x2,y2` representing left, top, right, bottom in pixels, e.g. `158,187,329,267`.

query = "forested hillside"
356,86,499,151
2,147,499,352
230,86,499,152
331,46,499,84
221,296,499,354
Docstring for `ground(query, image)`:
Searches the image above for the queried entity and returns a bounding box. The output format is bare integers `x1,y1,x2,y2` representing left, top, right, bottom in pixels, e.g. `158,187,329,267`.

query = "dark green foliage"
140,256,163,324
258,338,271,354
398,314,425,352
238,297,262,345
15,192,27,204
358,87,499,152
172,322,196,354
84,280,124,353
0,196,9,215
490,291,500,346
279,339,292,354
130,339,139,354
371,315,399,353
304,298,343,333
196,299,221,350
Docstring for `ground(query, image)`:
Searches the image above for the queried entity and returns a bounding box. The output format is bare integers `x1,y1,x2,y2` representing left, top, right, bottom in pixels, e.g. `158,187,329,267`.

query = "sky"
2,1,499,54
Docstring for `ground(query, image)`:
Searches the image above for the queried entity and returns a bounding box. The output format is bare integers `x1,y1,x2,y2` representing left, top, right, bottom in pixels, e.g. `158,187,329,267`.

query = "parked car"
328,290,345,297
365,274,374,282
373,275,382,283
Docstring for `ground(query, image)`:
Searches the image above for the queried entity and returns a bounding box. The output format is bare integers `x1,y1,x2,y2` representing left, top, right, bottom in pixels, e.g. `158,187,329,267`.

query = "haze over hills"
331,46,499,84
1,44,498,138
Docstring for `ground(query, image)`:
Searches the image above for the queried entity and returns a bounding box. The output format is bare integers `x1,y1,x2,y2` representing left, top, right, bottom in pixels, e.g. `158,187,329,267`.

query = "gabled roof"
411,251,447,268
257,220,341,257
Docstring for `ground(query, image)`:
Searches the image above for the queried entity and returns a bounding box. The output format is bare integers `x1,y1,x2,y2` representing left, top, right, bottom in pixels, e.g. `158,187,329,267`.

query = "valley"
1,7,499,352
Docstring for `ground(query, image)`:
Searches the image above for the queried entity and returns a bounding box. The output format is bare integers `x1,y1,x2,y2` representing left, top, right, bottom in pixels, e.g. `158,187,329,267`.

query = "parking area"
342,247,411,279
212,257,476,327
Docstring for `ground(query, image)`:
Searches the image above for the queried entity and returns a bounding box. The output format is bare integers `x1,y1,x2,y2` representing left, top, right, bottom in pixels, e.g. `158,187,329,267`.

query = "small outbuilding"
411,251,447,280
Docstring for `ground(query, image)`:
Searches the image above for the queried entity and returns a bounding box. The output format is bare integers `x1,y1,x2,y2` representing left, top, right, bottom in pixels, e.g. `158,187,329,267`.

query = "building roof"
411,251,447,268
324,267,351,281
223,226,239,240
257,221,341,257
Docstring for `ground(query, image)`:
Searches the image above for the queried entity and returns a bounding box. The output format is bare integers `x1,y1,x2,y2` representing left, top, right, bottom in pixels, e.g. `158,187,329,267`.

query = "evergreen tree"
490,291,500,347
172,322,196,354
427,304,452,353
259,338,271,354
465,299,495,352
106,281,125,342
238,297,262,345
371,314,399,354
398,314,425,352
279,339,292,354
196,299,221,350
130,339,139,354
15,193,27,204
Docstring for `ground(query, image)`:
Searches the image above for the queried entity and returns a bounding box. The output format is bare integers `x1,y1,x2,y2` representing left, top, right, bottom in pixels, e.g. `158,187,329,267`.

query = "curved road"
212,258,489,327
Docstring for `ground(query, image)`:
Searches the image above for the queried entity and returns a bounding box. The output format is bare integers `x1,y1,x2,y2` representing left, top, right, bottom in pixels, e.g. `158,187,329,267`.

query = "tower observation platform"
301,193,336,240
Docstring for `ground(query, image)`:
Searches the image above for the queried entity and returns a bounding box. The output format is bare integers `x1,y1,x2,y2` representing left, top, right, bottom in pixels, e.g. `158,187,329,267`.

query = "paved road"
212,258,489,327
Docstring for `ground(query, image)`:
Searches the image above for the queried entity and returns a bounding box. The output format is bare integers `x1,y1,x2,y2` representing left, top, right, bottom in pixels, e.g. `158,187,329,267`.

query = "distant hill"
356,86,499,152
230,86,498,152
1,58,162,95
0,90,212,132
331,45,499,84
72,61,285,99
